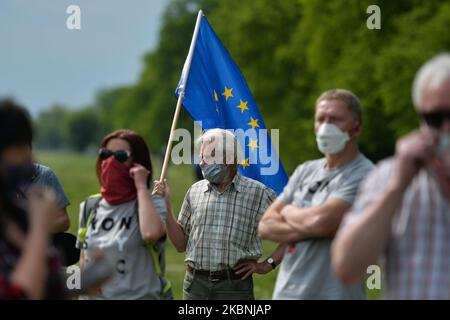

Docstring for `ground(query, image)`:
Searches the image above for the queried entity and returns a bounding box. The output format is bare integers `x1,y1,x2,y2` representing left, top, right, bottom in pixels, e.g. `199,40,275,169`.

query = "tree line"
34,0,450,173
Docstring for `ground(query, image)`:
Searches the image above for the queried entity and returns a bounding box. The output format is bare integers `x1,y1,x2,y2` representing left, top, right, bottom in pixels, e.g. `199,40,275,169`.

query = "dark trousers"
183,269,255,300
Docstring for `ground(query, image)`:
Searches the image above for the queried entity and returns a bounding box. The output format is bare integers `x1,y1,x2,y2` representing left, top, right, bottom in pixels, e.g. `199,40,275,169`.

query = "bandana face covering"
100,157,137,205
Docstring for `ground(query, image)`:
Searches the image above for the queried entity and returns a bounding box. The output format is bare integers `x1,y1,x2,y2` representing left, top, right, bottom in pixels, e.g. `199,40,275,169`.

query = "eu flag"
175,12,288,195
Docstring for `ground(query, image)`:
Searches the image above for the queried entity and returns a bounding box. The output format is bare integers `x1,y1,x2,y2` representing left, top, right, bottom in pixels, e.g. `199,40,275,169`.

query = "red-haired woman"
76,129,171,299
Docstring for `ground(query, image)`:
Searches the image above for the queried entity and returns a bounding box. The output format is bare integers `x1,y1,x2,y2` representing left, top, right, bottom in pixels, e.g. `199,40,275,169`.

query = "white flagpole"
158,9,203,182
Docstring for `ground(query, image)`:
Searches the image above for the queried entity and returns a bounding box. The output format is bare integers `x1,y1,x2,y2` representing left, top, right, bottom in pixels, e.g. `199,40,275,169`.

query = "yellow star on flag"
247,138,258,151
248,117,260,130
236,100,249,113
241,158,250,169
222,86,234,101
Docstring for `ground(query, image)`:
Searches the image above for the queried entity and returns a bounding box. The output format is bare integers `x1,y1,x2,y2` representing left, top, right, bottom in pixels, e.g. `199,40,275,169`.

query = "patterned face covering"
200,163,228,184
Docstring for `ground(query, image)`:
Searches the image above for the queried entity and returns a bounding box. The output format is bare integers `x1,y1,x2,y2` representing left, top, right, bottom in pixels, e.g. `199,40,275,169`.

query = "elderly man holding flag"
155,129,283,300
153,11,287,299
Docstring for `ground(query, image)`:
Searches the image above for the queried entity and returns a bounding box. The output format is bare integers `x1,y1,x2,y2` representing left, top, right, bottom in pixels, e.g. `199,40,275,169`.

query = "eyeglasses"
419,109,450,129
98,148,131,163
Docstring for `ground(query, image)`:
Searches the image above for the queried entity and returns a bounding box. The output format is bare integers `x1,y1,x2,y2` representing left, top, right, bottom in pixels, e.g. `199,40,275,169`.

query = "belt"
186,265,244,280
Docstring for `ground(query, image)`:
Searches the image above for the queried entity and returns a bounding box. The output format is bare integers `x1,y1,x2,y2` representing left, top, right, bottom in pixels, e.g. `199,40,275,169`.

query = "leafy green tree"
34,105,69,150
65,108,103,152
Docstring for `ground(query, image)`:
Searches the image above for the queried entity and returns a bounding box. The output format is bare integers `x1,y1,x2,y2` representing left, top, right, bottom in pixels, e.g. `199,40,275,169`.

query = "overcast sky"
0,0,169,115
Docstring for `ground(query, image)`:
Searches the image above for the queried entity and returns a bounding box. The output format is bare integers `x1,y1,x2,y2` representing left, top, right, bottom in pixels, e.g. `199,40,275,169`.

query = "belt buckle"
208,272,221,282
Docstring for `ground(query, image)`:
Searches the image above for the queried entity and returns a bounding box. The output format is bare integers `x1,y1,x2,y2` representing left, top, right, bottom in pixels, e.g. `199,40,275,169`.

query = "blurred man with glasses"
332,53,450,299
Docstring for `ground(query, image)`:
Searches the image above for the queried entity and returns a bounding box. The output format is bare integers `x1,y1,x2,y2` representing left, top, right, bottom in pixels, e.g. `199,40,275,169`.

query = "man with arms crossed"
259,89,374,299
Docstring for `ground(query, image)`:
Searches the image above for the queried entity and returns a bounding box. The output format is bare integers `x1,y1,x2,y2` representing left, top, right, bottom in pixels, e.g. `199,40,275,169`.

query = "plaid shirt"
178,172,275,271
341,158,450,299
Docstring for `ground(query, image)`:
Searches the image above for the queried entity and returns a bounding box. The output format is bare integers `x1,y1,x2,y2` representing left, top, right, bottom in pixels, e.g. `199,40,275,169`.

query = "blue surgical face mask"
200,163,228,184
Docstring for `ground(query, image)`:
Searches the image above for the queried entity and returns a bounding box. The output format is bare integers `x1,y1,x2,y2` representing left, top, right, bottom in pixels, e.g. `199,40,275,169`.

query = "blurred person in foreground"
0,99,73,266
332,53,450,299
0,99,65,299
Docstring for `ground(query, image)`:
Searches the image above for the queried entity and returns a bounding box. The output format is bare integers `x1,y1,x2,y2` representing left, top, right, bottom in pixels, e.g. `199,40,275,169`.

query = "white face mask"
315,123,350,155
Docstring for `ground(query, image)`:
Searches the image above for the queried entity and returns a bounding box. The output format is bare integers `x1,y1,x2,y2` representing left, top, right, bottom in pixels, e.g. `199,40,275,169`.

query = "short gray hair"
196,128,243,164
412,53,450,109
316,89,362,122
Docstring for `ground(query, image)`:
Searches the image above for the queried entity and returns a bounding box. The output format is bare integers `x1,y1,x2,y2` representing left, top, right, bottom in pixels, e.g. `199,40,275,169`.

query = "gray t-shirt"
273,153,374,299
76,194,167,300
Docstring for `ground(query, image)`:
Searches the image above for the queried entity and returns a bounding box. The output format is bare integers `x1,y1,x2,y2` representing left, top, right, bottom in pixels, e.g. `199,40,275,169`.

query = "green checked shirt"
178,172,276,272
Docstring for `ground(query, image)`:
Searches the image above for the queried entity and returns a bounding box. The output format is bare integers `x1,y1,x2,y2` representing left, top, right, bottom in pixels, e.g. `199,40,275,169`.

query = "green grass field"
35,150,381,300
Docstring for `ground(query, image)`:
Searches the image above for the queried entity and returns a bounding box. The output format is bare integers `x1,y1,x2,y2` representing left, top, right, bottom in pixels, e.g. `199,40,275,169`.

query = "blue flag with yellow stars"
175,13,288,195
